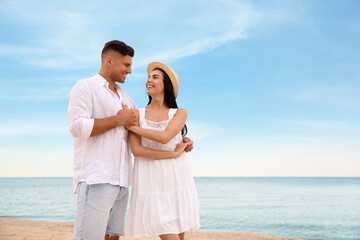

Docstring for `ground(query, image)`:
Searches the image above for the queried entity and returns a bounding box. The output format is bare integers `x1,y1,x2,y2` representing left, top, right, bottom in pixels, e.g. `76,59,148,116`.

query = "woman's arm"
127,108,187,144
129,131,189,159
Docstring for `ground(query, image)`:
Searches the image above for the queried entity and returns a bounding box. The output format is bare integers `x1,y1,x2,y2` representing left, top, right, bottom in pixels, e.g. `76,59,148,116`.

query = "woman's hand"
174,142,191,157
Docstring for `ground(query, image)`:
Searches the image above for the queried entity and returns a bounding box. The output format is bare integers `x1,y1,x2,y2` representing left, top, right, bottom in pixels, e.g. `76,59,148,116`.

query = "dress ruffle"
126,185,200,237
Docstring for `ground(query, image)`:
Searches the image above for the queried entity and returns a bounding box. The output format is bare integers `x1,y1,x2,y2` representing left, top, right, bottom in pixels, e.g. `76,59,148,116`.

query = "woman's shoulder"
174,108,187,116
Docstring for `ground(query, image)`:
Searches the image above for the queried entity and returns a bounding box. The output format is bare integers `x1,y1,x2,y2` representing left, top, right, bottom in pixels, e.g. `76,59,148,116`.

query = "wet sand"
0,217,305,240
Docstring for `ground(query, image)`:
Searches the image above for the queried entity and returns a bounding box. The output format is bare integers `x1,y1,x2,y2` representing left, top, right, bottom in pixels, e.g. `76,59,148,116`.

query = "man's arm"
68,80,136,138
90,109,137,136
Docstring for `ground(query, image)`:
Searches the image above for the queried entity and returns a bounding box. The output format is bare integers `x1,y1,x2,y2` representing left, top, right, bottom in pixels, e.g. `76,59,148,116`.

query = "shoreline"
0,217,305,240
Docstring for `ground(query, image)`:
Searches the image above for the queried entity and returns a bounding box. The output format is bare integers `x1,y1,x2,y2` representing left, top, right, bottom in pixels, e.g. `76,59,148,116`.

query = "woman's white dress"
125,108,200,237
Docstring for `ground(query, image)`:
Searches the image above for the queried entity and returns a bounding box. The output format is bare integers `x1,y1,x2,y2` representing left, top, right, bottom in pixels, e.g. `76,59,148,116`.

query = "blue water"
0,177,359,240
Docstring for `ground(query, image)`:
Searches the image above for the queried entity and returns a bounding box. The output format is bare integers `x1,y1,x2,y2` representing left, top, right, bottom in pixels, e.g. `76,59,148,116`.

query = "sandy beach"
0,217,305,240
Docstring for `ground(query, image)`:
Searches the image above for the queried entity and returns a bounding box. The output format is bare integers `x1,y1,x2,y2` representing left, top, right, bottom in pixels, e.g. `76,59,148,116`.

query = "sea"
0,177,359,240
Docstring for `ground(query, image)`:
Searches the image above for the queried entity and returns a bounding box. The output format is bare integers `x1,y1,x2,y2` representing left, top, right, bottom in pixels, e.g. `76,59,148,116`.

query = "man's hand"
116,107,137,127
174,142,192,157
182,136,193,152
90,105,136,137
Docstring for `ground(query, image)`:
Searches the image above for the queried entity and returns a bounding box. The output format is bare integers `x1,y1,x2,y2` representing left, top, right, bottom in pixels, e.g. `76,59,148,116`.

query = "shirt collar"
95,74,123,94
95,73,108,87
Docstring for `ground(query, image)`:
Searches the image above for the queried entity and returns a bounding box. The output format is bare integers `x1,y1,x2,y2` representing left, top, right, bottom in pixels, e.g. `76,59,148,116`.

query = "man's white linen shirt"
68,74,136,193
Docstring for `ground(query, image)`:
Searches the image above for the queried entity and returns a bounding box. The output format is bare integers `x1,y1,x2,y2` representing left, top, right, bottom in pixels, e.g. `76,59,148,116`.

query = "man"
68,40,193,240
68,40,137,240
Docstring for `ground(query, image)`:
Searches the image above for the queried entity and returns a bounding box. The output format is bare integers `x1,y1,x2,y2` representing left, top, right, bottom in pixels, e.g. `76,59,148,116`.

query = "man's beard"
111,72,125,83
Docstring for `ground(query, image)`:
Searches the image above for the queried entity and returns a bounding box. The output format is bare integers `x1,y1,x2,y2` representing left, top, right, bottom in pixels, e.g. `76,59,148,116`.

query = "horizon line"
1,176,360,178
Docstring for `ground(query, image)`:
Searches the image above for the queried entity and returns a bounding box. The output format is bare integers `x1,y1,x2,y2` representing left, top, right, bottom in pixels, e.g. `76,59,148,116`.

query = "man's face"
109,54,132,84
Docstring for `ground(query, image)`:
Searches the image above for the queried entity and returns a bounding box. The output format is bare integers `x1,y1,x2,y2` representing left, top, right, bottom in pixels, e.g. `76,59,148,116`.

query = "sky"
0,0,359,177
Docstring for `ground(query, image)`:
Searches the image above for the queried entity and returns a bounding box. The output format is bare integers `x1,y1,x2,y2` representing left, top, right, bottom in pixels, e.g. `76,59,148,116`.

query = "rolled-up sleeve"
68,81,94,138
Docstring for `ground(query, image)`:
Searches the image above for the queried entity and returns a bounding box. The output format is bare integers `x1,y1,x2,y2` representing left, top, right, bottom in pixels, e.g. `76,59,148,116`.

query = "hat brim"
147,62,179,98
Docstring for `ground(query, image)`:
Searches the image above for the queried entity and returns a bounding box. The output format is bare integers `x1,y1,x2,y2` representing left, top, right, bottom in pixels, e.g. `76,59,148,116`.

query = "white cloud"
0,0,101,69
186,121,223,141
274,119,360,132
290,85,360,108
0,124,68,136
0,0,289,69
0,74,84,100
0,87,70,100
132,0,263,68
0,114,69,136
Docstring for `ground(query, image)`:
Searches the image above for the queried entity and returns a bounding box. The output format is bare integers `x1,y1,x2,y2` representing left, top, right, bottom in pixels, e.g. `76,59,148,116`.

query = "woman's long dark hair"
147,68,188,136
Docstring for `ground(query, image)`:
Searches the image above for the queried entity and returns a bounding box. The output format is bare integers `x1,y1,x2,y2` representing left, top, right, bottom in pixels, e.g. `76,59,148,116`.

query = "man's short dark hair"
101,40,134,60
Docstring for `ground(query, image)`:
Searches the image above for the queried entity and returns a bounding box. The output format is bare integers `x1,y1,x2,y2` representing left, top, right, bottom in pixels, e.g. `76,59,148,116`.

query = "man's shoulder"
77,75,97,85
71,75,97,90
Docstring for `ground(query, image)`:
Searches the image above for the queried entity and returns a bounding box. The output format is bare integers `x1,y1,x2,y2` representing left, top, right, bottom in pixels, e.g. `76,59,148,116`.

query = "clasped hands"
115,104,137,127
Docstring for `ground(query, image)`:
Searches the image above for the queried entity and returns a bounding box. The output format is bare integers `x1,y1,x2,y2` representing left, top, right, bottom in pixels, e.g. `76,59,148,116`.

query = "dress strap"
138,108,145,124
168,108,178,120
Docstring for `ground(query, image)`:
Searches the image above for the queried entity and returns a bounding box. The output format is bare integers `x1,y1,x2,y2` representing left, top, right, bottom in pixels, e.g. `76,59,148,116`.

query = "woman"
124,62,200,240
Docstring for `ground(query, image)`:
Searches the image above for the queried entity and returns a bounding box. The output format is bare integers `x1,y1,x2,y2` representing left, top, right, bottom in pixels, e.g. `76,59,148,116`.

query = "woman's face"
146,69,164,97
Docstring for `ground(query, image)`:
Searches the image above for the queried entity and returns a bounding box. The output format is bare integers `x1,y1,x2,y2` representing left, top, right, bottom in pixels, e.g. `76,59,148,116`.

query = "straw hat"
147,62,179,98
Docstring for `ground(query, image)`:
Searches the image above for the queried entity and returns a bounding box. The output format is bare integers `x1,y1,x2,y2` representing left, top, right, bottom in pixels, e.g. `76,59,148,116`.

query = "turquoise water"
0,177,359,240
